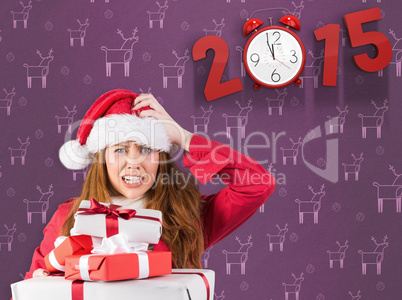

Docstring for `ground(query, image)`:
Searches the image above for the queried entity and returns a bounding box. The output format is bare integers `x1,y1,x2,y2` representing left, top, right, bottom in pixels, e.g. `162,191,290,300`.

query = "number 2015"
192,7,392,101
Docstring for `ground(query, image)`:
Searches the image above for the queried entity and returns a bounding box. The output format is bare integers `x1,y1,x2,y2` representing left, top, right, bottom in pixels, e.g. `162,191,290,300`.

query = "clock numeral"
266,31,281,45
290,50,298,64
250,53,260,67
266,31,281,60
273,31,281,45
271,69,281,83
192,36,243,101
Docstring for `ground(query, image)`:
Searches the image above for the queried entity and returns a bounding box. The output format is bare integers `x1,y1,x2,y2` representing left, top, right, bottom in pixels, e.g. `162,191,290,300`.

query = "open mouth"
122,176,143,184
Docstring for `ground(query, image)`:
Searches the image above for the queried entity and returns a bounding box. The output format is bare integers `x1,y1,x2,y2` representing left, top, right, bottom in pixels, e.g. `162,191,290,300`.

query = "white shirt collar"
110,195,147,209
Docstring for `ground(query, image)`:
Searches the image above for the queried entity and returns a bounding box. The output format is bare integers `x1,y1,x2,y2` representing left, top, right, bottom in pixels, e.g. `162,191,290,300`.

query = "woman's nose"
125,152,145,166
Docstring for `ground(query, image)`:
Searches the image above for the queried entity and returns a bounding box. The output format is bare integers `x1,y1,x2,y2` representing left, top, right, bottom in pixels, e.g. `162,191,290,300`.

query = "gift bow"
79,198,137,237
79,234,150,281
83,197,137,220
91,233,148,254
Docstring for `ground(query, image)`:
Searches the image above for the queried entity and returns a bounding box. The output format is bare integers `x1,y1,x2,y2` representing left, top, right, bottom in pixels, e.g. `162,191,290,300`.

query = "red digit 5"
344,7,392,72
192,36,243,101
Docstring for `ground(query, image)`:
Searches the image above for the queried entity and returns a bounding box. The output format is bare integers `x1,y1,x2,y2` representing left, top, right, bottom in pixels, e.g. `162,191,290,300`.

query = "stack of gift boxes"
11,198,215,300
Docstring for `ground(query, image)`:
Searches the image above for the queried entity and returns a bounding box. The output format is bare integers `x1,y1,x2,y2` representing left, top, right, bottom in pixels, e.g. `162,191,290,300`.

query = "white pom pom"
59,140,93,170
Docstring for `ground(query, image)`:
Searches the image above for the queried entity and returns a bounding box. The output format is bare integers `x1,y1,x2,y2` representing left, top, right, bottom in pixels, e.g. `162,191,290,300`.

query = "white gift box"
70,200,162,244
11,269,215,300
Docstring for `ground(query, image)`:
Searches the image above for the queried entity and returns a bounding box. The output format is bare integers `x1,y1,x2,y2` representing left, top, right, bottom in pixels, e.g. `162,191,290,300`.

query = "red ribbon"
172,272,210,300
71,280,84,300
78,198,137,237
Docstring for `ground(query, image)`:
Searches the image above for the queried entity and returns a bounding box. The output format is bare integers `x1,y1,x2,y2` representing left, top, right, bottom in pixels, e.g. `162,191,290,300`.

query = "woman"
25,89,276,278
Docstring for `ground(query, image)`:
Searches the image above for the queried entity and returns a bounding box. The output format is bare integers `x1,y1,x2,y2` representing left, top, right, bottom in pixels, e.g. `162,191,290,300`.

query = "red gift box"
44,235,95,273
64,251,172,281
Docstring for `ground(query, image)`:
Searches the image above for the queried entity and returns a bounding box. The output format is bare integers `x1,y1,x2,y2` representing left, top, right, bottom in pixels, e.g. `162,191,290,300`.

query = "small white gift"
70,198,162,244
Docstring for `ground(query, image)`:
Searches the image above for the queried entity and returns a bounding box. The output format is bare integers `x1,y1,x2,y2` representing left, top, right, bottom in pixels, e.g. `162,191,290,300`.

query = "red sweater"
24,134,276,279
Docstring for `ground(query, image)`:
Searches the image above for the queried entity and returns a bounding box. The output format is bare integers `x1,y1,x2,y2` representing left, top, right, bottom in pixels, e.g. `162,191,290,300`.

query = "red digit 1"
192,36,243,102
344,7,392,72
314,24,340,86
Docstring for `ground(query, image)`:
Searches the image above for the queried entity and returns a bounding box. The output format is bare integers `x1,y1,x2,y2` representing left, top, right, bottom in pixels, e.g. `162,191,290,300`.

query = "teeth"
123,176,142,184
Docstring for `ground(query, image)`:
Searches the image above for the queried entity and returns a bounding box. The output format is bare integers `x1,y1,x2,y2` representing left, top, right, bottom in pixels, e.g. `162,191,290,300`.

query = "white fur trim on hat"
59,140,93,170
86,114,172,153
59,114,173,170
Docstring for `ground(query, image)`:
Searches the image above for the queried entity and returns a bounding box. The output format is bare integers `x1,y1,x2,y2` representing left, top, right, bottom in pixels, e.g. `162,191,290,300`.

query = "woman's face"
105,141,159,199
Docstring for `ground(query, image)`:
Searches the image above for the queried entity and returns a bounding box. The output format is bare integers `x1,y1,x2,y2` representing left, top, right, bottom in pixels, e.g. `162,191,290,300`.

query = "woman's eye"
115,148,126,153
141,147,152,154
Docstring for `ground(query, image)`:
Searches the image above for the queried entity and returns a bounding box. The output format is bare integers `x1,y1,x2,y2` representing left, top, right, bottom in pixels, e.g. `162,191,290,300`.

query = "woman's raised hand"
32,268,50,278
132,94,193,152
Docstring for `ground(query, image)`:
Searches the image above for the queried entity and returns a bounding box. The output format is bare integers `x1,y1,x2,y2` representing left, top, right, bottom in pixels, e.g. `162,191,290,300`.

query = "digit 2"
192,36,243,101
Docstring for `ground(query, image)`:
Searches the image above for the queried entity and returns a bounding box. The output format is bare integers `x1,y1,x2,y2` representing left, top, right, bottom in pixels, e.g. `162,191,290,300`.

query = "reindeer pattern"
159,49,190,88
327,240,349,268
2,0,402,299
358,236,389,275
222,99,253,138
280,136,302,165
298,49,324,88
0,87,16,116
0,224,17,252
8,137,30,165
191,105,213,133
101,28,139,77
10,0,32,29
23,49,54,88
68,18,89,47
55,105,77,133
327,105,349,133
295,184,326,224
147,1,169,29
222,235,253,275
203,18,225,37
358,99,389,138
342,152,364,181
266,88,288,115
267,223,288,251
377,29,402,77
23,184,54,224
373,165,402,212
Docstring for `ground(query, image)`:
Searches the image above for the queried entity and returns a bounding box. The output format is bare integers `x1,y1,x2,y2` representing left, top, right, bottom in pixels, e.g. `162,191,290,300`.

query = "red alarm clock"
243,15,306,90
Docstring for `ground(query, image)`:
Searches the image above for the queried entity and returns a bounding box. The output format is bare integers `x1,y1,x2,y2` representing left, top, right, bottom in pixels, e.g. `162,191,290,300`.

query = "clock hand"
268,54,290,69
266,33,275,60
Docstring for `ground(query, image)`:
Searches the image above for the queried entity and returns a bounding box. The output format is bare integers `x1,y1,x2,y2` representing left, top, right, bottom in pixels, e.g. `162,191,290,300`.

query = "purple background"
1,0,402,299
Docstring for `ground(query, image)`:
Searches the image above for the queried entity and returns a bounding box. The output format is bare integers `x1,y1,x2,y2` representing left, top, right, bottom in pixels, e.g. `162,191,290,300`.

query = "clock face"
244,26,305,88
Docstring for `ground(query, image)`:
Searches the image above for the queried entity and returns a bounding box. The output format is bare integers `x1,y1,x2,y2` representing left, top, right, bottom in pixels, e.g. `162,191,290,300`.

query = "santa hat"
59,89,173,170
